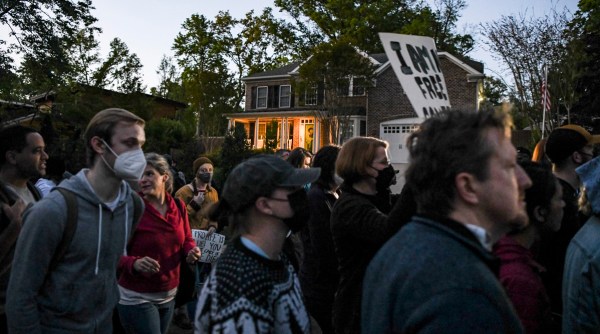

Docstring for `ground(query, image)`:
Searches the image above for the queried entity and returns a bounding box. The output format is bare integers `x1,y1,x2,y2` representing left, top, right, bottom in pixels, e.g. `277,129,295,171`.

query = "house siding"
366,56,479,137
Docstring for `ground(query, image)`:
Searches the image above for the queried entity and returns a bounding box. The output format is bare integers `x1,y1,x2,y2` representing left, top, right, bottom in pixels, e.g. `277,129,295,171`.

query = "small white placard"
191,229,226,263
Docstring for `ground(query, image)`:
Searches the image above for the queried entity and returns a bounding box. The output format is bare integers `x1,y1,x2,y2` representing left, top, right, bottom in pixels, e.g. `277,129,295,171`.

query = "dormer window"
257,86,268,109
280,85,291,108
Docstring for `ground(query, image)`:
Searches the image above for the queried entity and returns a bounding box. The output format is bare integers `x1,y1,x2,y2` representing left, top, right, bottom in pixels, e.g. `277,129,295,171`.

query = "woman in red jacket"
117,153,201,334
493,161,565,333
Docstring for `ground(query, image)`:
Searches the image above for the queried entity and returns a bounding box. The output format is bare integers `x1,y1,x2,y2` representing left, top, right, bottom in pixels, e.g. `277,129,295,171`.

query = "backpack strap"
130,192,143,236
49,188,78,273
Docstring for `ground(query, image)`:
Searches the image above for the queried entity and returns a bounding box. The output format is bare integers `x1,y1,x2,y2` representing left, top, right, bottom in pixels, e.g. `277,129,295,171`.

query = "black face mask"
375,164,397,191
198,172,212,184
283,189,310,233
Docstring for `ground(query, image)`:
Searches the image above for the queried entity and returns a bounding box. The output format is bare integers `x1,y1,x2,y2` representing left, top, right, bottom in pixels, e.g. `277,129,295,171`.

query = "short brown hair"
406,109,512,216
84,108,145,166
336,137,388,185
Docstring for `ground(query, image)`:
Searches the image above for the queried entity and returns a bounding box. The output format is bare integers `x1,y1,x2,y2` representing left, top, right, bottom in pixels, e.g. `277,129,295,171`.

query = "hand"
192,191,205,205
206,226,216,237
133,256,160,276
1,199,26,228
186,247,201,264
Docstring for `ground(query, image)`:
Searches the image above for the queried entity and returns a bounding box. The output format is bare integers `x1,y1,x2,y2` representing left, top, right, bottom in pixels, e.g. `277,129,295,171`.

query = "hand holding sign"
191,229,226,263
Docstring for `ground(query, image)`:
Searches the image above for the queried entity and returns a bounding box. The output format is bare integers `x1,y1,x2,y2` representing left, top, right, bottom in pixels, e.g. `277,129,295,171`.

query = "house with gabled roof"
229,51,484,166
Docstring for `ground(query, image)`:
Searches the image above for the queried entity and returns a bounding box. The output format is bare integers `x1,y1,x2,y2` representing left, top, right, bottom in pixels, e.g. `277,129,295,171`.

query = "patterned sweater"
195,237,310,333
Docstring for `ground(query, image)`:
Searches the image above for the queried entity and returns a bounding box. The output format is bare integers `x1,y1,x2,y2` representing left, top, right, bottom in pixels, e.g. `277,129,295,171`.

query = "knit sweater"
195,237,310,334
118,193,195,293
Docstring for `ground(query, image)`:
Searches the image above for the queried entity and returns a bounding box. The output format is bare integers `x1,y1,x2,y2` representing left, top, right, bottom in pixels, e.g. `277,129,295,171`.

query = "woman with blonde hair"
117,153,200,334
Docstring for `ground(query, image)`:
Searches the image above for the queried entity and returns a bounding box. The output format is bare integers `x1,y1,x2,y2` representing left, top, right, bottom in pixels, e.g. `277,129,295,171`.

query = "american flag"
541,77,551,111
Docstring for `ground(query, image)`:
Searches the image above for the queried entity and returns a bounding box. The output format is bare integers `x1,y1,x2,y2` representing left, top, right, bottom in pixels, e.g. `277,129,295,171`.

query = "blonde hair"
84,108,145,166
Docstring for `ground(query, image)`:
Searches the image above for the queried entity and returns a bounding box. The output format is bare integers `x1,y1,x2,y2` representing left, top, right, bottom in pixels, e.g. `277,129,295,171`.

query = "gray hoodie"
6,170,142,334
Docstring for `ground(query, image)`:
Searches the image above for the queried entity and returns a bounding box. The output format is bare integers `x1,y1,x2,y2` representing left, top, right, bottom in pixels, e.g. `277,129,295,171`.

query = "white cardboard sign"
191,229,226,263
379,33,451,118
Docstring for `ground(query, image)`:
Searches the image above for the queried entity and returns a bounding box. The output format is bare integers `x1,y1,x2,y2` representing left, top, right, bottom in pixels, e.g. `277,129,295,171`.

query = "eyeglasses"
268,188,303,202
578,151,594,159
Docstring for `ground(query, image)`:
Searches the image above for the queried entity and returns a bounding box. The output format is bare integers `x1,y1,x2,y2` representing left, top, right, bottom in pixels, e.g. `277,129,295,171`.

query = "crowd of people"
0,106,599,334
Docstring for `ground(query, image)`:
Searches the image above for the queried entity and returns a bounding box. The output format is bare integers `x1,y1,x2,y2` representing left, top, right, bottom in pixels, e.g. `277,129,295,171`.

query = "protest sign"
379,33,452,118
191,229,226,263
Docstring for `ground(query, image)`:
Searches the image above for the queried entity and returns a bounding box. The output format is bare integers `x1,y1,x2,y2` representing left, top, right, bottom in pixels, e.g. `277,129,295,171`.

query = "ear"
572,151,584,165
454,172,479,205
5,150,17,165
91,136,106,155
162,173,169,183
254,196,273,216
533,205,547,222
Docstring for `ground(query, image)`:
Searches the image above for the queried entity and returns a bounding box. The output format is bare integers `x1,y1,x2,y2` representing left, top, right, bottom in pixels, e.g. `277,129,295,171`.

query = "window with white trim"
279,85,291,108
352,77,366,96
257,86,268,109
305,84,318,106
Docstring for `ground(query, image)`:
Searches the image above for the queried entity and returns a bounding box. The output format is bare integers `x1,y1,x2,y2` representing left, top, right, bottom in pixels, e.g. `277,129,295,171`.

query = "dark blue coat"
362,215,523,334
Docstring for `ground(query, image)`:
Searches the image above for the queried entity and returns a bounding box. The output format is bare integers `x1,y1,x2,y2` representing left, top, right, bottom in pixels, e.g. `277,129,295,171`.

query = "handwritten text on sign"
379,33,451,118
191,229,226,263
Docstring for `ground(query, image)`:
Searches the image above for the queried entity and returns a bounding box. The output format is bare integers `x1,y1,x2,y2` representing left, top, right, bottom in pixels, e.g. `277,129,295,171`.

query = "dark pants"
0,313,7,334
117,300,175,334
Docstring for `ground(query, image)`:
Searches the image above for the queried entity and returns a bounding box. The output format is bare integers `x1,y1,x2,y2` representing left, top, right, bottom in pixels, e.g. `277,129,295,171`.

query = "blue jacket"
6,170,142,334
562,214,600,334
362,215,523,333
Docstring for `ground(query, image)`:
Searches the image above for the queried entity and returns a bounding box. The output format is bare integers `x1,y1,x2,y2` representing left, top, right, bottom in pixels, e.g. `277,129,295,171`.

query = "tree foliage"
273,0,473,55
480,76,509,107
216,125,252,186
172,10,301,137
295,39,376,144
566,0,600,125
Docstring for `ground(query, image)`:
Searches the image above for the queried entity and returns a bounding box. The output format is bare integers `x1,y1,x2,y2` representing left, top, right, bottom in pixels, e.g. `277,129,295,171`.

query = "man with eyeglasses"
541,124,600,327
194,155,320,333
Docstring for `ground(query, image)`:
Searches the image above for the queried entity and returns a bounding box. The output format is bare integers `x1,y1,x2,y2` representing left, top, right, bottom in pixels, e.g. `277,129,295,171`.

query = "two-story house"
228,52,484,165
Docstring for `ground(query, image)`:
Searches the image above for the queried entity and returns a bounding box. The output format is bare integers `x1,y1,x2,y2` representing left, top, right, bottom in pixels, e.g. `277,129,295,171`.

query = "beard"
507,210,530,232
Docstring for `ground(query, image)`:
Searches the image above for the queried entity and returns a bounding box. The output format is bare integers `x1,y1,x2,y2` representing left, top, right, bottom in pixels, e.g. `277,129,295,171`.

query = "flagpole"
542,65,548,138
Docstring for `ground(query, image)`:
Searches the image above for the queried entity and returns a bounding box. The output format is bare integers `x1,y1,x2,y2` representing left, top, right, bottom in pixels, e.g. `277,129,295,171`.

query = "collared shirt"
240,236,270,259
464,224,493,251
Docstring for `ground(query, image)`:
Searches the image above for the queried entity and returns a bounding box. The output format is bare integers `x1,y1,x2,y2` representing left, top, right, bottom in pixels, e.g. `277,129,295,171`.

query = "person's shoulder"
175,184,191,196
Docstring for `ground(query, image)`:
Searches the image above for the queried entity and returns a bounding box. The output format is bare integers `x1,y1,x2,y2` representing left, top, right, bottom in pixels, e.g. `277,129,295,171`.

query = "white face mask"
101,140,146,181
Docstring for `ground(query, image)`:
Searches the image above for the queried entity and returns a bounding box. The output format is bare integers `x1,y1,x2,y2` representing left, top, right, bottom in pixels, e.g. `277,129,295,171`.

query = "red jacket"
493,236,553,334
118,193,195,293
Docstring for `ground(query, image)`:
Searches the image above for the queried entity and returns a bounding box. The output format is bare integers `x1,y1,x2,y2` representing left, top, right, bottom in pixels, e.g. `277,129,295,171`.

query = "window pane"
337,78,350,96
305,84,318,105
352,78,366,96
257,86,267,108
280,85,291,108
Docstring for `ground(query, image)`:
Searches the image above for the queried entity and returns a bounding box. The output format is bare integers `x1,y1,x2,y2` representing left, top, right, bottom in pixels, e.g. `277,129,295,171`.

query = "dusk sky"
92,0,578,89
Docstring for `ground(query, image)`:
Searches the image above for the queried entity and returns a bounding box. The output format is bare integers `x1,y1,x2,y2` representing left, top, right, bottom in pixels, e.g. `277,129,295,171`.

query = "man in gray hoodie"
6,108,146,333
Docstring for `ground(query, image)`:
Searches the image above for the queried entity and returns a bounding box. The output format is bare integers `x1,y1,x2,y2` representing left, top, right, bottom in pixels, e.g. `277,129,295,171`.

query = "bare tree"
481,10,569,135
